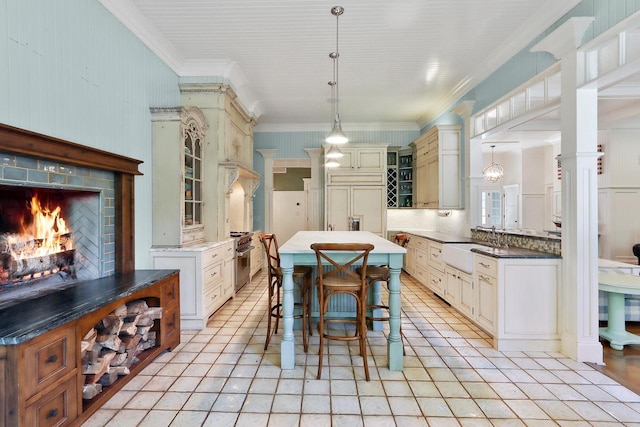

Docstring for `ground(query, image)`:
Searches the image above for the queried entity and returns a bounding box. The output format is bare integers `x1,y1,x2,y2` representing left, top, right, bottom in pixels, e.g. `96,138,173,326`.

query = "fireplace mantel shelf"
0,270,177,345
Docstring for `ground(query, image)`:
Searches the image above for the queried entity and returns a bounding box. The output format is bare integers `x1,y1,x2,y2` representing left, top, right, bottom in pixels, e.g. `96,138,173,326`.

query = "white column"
532,17,603,363
304,148,323,230
256,149,278,233
451,101,476,231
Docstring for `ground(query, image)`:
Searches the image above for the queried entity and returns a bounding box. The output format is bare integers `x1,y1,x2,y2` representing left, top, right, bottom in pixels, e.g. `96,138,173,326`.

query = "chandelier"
325,5,348,144
483,145,504,182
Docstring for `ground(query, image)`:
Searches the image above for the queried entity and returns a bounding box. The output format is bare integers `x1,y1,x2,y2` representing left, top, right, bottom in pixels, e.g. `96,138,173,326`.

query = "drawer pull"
210,271,217,278
478,274,491,283
479,262,490,268
46,409,59,419
432,253,439,259
212,253,218,258
45,355,58,364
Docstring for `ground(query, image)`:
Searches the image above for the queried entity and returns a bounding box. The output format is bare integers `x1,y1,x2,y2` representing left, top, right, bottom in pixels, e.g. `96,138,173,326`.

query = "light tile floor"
83,271,640,426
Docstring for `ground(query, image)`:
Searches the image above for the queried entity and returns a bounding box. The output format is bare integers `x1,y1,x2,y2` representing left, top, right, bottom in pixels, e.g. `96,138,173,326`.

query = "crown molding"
254,122,420,133
99,0,184,72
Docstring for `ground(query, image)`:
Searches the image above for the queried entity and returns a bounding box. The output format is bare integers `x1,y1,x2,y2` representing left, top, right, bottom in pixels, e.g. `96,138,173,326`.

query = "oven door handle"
236,246,254,257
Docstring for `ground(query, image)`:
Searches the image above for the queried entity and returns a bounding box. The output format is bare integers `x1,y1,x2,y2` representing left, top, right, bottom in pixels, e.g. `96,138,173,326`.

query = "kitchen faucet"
475,225,503,247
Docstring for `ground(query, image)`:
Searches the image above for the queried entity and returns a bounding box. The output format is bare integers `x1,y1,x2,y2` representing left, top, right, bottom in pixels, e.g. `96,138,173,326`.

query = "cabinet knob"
45,354,58,364
46,408,59,419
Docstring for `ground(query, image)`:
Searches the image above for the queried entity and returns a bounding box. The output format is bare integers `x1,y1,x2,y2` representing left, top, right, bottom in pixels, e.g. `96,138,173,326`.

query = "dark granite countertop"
470,246,560,259
401,229,475,244
0,269,178,345
398,229,560,259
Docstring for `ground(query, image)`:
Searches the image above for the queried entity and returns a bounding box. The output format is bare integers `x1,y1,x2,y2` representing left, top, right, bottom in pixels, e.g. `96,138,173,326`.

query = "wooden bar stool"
260,233,313,352
357,233,410,354
311,242,374,381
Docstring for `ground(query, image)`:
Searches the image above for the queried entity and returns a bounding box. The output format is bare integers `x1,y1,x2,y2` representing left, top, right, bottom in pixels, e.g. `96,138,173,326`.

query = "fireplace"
0,123,141,307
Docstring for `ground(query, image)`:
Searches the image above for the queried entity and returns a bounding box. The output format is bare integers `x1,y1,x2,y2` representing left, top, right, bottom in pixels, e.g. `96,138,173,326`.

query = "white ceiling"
100,0,581,131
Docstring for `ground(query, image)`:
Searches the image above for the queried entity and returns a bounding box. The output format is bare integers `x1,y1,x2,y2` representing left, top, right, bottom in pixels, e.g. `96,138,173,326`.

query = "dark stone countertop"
470,246,560,259
399,229,560,259
0,269,178,345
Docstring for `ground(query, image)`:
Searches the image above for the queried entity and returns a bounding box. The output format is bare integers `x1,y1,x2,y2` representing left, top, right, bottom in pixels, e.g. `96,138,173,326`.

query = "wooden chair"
356,233,410,353
260,233,313,352
311,242,374,381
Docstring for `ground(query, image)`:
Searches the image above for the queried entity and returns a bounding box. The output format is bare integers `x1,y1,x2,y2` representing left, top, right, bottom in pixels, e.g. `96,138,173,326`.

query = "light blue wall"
0,0,180,267
253,130,418,230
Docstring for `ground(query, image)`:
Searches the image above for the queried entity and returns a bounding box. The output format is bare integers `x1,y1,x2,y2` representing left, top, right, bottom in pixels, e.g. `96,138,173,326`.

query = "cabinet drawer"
414,249,428,268
475,256,497,277
162,275,179,306
203,262,224,288
24,325,76,398
412,237,428,252
24,374,78,427
204,284,223,315
414,265,429,286
203,243,234,267
163,305,180,345
428,243,443,271
428,267,444,295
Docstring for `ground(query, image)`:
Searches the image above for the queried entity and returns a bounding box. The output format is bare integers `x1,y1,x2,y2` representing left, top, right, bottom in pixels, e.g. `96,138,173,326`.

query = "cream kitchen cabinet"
427,240,445,296
329,145,386,173
151,106,208,246
326,185,386,236
444,265,473,314
474,253,560,351
411,125,461,209
250,231,264,279
151,240,235,330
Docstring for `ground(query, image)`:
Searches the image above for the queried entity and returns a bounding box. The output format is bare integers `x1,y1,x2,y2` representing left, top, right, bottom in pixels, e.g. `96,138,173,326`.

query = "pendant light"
483,145,504,183
325,6,348,144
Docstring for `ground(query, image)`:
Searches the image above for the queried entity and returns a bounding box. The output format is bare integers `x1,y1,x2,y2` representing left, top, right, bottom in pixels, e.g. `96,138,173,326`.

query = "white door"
351,186,385,236
503,184,520,229
273,191,308,244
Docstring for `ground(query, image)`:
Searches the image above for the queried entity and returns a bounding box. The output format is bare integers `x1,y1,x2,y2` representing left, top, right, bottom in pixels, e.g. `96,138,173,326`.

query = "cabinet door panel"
351,186,385,235
326,186,350,231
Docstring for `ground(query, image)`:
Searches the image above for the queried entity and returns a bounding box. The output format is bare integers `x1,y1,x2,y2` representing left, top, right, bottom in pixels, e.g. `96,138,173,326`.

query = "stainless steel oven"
231,232,253,291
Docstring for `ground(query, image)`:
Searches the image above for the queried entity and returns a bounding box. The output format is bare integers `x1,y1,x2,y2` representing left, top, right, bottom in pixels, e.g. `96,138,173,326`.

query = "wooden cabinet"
250,231,264,279
0,271,180,427
411,125,461,209
151,107,208,247
475,257,497,334
325,145,387,237
326,186,386,236
151,240,235,330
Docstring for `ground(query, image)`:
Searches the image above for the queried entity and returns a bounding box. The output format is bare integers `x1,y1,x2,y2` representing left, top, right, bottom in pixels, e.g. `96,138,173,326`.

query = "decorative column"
451,101,476,231
304,148,323,230
256,149,278,233
532,17,603,363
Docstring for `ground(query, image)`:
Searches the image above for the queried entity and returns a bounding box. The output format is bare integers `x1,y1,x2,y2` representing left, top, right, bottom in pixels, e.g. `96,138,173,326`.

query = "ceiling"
100,0,581,131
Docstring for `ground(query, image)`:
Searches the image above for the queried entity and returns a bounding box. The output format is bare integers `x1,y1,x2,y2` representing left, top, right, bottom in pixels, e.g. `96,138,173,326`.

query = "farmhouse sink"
441,243,489,274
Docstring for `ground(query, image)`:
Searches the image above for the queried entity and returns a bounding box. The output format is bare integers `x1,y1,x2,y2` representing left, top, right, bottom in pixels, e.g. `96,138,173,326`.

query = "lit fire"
1,195,74,282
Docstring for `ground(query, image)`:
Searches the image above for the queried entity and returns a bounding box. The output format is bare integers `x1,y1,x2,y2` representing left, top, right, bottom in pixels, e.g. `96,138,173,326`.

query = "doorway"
272,167,310,244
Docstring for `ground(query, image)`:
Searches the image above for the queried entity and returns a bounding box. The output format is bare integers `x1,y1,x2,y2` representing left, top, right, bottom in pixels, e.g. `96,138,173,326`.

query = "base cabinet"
250,231,264,279
0,271,180,427
151,240,235,330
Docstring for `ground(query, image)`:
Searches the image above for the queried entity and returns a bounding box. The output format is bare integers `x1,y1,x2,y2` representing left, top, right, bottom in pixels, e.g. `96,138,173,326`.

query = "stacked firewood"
81,299,163,400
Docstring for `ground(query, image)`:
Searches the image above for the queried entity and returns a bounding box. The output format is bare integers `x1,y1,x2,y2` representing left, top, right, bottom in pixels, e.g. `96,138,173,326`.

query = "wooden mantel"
0,122,143,272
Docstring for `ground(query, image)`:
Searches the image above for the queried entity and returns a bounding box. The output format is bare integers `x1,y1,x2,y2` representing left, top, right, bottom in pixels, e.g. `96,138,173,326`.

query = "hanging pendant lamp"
325,6,348,144
483,145,504,182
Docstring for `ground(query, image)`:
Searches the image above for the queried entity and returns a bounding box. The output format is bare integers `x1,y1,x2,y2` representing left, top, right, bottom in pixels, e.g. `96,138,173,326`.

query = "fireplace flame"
6,195,73,260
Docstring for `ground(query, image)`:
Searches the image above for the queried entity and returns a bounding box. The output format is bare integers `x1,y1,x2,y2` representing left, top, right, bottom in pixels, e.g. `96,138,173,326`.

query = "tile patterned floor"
83,271,640,426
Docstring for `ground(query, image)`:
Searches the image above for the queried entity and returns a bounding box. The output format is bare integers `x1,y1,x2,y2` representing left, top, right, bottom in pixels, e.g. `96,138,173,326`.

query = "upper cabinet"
325,144,387,186
151,107,208,246
411,125,461,209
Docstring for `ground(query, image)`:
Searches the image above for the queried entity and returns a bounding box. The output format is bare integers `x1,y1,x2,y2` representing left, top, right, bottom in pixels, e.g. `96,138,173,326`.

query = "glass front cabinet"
151,106,208,246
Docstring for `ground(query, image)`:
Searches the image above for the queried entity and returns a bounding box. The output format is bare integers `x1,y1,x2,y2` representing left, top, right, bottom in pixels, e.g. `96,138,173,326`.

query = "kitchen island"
279,231,406,371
